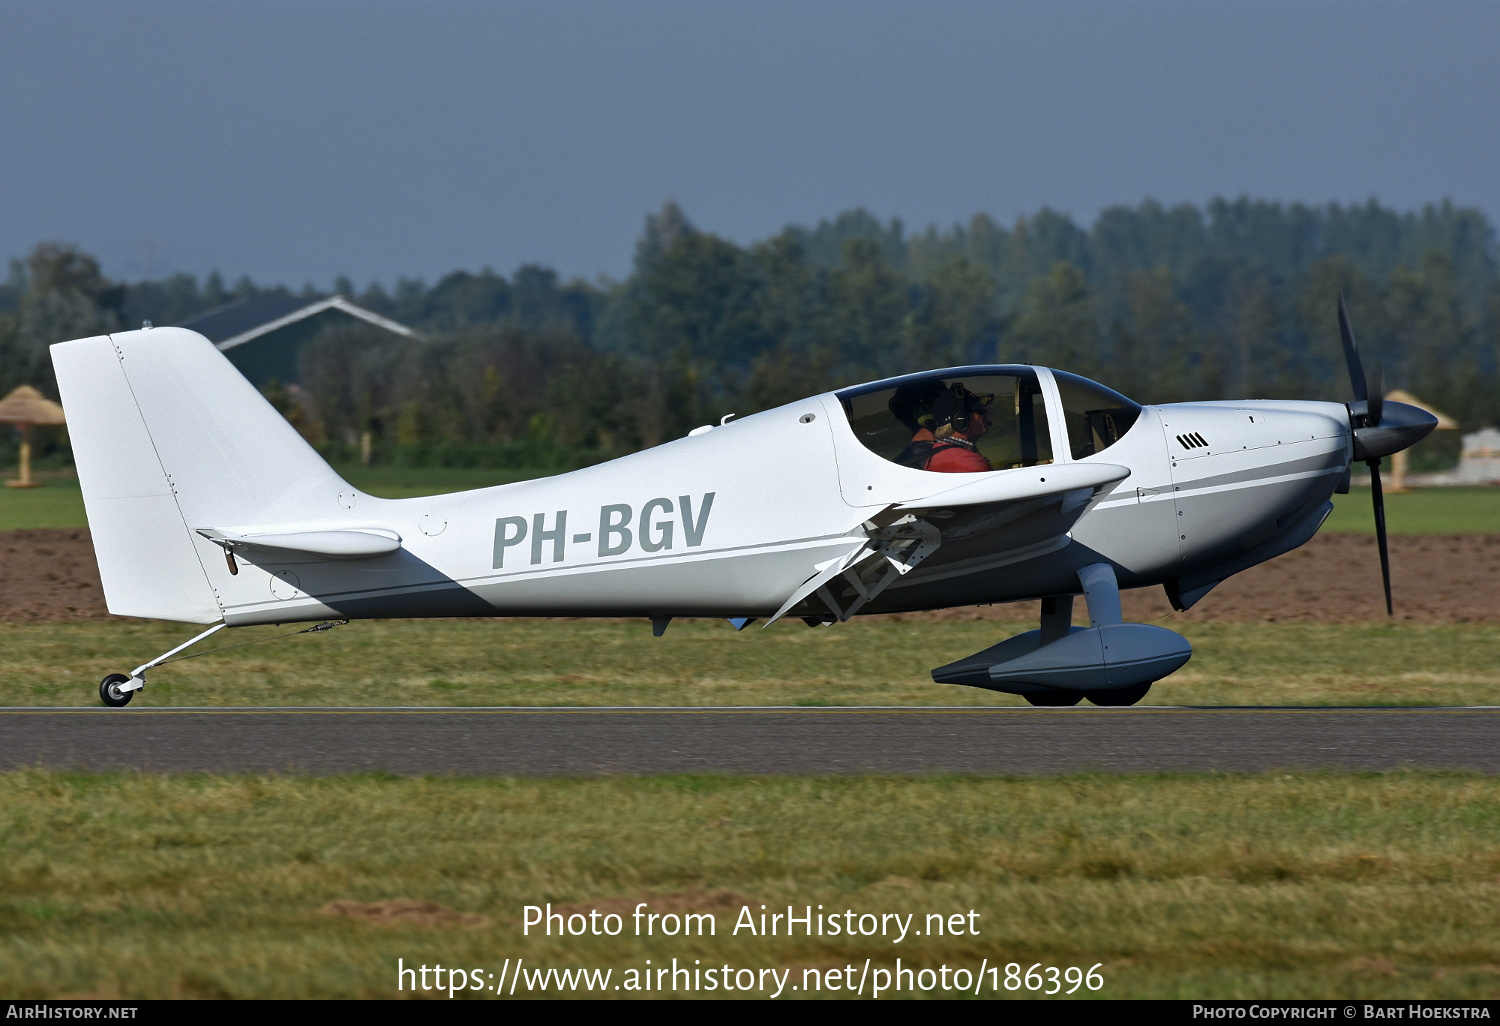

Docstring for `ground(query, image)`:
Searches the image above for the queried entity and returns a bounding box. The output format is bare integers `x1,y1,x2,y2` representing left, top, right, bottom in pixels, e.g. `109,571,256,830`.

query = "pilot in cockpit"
922,384,994,472
890,381,994,473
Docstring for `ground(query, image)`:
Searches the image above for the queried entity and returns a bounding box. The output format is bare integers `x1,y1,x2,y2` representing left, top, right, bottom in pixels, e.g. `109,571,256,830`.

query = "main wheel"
1024,691,1083,707
99,673,133,708
1086,682,1153,707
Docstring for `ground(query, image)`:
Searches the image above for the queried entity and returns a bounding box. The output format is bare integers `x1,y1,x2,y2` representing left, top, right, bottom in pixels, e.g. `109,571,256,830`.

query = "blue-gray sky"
2,1,1497,288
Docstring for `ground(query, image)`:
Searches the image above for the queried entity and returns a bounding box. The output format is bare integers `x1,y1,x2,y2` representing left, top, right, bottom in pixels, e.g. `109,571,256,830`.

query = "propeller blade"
1367,363,1384,427
1368,457,1393,616
1338,295,1368,403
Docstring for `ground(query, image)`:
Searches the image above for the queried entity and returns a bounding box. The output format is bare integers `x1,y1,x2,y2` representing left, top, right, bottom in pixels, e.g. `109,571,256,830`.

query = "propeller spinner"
1336,296,1439,615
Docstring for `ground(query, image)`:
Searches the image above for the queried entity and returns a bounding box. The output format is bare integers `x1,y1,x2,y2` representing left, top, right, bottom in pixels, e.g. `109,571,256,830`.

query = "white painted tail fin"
50,327,354,623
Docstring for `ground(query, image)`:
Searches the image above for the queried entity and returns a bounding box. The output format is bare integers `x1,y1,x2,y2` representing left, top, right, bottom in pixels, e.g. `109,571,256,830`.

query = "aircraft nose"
1350,401,1439,462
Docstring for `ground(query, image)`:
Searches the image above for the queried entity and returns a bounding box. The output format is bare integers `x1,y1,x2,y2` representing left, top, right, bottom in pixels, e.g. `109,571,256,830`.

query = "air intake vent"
1176,432,1208,450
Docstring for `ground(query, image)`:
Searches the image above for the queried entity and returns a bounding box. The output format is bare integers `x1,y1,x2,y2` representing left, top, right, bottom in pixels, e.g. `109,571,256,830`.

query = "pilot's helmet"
931,383,994,433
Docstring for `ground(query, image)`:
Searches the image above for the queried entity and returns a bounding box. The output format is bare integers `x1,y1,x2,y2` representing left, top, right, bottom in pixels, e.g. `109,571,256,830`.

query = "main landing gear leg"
1023,567,1159,707
98,623,227,708
1077,564,1153,707
1022,596,1083,706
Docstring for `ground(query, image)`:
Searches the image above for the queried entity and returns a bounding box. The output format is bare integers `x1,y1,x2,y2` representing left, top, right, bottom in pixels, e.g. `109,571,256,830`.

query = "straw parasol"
0,385,67,488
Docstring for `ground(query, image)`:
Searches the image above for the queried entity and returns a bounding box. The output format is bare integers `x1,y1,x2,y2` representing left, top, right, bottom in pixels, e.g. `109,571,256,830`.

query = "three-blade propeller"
1337,296,1438,616
1337,295,1392,615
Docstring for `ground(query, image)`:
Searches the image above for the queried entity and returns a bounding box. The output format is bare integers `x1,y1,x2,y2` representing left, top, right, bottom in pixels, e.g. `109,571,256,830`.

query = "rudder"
51,333,220,622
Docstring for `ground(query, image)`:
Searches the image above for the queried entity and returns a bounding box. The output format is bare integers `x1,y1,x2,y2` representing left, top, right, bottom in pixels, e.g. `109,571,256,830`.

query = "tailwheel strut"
93,620,350,707
96,623,227,708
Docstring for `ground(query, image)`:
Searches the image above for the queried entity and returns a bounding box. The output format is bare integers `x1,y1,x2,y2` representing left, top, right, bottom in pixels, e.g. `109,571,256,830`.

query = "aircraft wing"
892,461,1129,513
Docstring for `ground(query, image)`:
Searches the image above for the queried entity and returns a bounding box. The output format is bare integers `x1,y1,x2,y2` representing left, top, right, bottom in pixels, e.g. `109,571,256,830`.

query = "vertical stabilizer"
51,326,358,623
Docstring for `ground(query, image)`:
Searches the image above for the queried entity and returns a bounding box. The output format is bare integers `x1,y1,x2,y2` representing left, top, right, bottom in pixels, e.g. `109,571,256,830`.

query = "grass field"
0,472,88,532
3,465,1496,533
1324,485,1500,535
1,770,1495,999
5,618,1499,708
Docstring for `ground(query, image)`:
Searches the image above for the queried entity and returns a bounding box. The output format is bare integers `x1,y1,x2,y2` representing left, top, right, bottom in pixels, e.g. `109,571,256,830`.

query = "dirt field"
0,530,112,623
3,528,1496,625
899,532,1500,624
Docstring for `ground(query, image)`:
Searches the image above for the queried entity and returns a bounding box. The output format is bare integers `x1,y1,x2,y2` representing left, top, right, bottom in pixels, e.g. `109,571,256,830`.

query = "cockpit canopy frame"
836,365,1141,472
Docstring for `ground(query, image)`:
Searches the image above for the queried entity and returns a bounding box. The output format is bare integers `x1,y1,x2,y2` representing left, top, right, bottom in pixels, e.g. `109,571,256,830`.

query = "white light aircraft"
51,299,1435,708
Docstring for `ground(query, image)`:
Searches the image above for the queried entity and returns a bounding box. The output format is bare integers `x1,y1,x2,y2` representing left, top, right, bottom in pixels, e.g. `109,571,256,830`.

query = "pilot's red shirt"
925,438,990,473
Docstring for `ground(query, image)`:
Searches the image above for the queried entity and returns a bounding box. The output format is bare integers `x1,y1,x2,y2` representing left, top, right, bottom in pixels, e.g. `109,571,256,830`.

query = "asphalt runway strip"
2,707,1496,775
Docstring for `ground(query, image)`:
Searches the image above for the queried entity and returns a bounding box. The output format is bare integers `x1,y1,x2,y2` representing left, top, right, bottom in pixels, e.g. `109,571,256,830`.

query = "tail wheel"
1086,682,1153,707
1024,691,1083,707
99,673,133,708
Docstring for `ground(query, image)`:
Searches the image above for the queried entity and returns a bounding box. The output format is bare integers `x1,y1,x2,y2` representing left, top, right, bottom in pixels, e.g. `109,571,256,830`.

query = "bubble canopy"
836,365,1141,472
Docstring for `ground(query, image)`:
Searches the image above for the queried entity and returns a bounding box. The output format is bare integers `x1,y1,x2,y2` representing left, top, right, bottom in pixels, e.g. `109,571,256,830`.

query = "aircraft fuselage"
205,394,1350,627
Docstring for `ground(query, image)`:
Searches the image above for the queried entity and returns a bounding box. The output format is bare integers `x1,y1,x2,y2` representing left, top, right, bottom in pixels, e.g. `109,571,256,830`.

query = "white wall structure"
1456,428,1500,485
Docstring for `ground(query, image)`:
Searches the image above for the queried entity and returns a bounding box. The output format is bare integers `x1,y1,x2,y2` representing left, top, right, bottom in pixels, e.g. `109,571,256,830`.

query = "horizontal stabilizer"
197,527,402,559
894,462,1130,512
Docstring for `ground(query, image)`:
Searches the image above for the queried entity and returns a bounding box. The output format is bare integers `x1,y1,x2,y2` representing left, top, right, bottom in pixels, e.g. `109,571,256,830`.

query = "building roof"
1384,389,1458,430
178,294,419,351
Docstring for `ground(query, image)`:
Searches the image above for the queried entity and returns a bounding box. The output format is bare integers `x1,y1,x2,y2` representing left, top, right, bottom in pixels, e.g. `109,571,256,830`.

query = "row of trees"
3,197,1497,467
